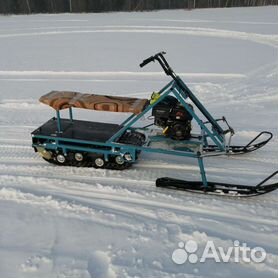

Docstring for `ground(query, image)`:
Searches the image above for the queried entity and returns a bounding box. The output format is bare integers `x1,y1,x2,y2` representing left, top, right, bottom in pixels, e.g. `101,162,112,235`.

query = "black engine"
152,96,193,140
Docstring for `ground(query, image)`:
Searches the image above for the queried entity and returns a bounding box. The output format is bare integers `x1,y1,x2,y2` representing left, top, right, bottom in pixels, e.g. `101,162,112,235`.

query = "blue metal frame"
107,79,226,152
56,110,61,133
32,75,231,188
69,107,73,122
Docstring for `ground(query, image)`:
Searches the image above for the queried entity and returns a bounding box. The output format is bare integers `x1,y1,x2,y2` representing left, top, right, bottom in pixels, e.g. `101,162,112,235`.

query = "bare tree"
25,0,31,13
0,0,277,14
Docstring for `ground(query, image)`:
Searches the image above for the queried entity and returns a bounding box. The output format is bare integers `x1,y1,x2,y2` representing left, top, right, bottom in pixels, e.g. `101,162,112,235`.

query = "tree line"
0,0,277,14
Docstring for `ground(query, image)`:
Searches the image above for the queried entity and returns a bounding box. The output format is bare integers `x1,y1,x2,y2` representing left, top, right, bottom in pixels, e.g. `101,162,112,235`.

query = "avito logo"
172,240,266,264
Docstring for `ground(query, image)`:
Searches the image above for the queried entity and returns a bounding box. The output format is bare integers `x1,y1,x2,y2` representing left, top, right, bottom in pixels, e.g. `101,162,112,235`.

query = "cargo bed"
32,118,121,142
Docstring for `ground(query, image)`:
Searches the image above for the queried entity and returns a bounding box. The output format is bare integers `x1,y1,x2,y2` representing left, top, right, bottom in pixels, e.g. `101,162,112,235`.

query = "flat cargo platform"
32,118,121,142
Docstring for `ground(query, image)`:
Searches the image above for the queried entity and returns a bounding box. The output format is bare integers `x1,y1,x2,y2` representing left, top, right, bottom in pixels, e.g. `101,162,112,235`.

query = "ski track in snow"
0,70,246,79
0,7,277,278
0,26,277,48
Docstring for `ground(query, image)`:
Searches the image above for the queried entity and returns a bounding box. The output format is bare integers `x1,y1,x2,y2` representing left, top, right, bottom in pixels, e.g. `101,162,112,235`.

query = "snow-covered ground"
0,6,277,278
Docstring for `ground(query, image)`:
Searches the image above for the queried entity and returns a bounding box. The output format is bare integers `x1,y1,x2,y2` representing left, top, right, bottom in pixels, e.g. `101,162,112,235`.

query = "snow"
0,6,277,278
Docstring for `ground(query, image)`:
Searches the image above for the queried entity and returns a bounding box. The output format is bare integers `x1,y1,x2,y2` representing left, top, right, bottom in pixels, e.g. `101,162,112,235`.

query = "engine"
152,95,193,140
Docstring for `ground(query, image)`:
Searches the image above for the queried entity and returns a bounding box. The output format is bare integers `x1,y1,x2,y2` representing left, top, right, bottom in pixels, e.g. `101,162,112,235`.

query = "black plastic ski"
156,171,278,197
204,131,273,155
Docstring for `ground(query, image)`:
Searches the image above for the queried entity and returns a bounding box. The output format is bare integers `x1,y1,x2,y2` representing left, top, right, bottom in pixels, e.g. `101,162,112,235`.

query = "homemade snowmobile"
31,52,278,197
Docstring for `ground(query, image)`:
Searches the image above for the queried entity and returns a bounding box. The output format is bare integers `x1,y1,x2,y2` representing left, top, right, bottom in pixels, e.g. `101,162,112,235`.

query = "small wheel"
56,154,66,164
105,155,132,170
115,155,125,165
74,152,83,162
94,157,105,168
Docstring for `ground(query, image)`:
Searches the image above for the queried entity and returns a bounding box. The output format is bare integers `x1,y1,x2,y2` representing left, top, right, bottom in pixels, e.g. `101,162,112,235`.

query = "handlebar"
140,56,155,68
140,51,175,78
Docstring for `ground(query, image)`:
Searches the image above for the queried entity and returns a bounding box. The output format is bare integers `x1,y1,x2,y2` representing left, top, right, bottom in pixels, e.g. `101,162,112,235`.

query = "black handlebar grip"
140,56,154,68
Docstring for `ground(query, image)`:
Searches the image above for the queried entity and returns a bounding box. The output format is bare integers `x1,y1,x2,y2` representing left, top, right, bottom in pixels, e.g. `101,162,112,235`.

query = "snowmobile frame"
32,52,277,197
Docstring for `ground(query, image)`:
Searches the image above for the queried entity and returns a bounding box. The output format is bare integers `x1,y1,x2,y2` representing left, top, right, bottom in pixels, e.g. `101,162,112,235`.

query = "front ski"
156,171,278,197
204,131,273,155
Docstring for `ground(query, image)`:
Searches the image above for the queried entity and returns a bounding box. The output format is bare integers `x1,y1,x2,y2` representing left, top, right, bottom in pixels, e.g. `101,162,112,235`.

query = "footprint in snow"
20,254,52,273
